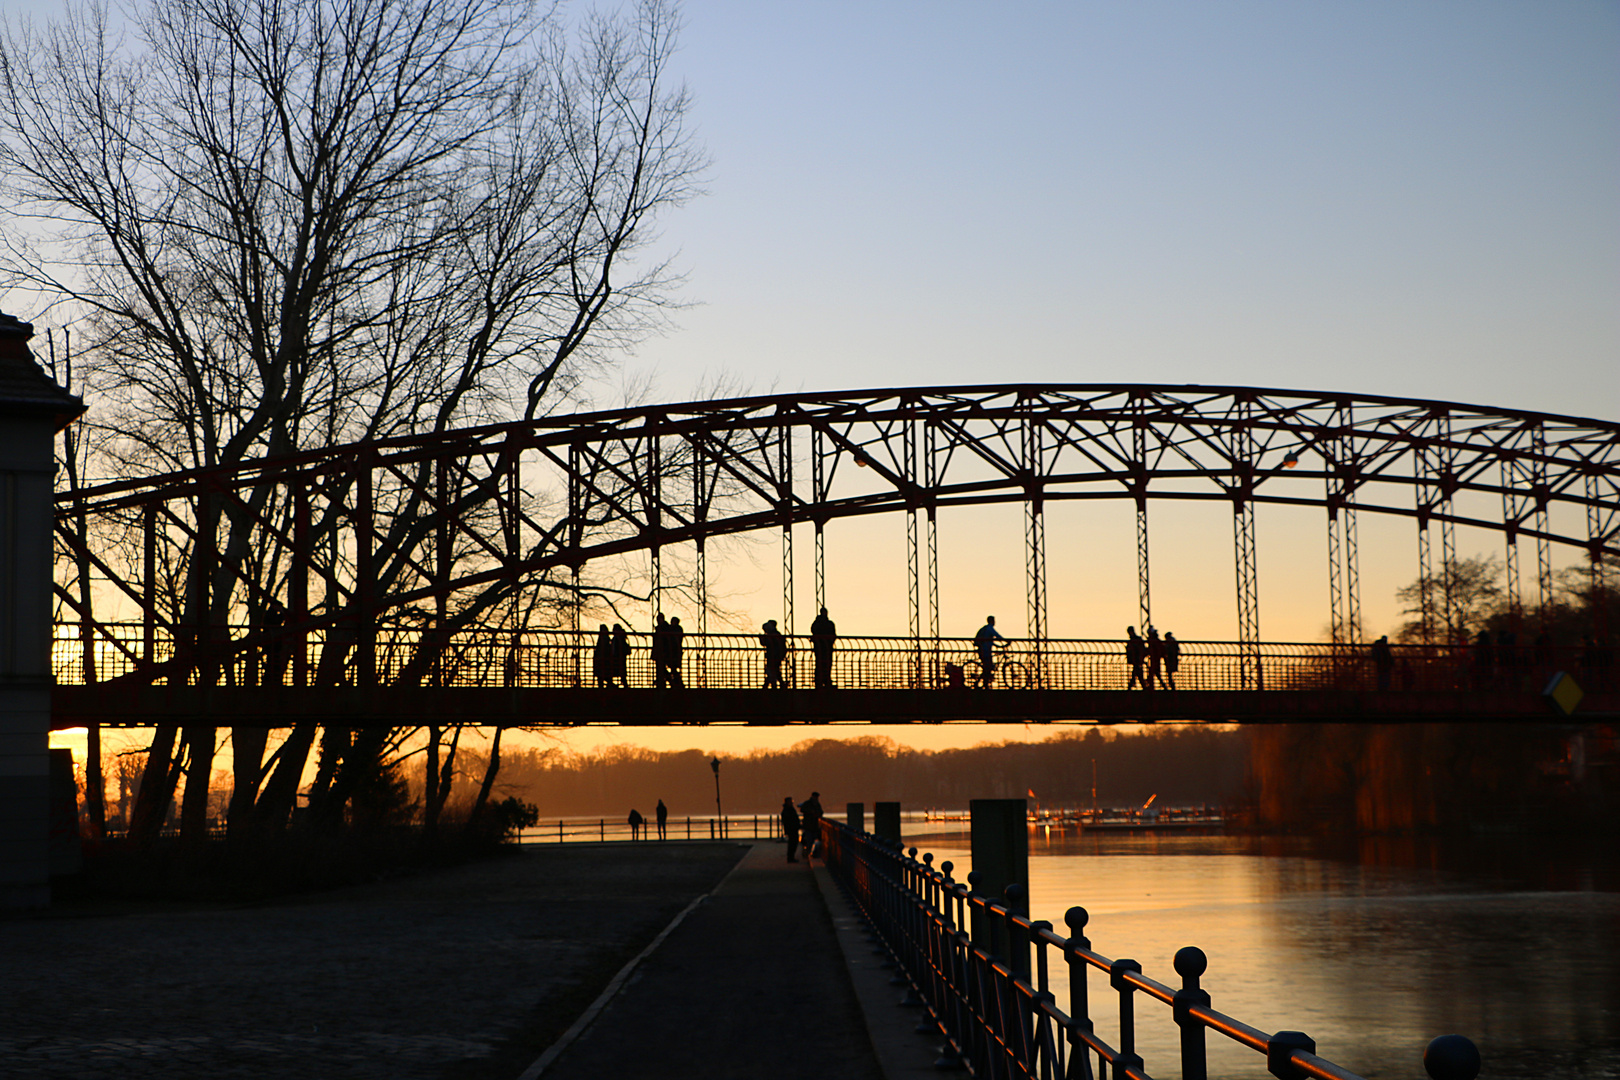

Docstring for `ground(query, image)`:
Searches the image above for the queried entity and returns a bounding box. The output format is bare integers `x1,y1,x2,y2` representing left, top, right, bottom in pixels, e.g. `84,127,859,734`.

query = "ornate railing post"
1064,907,1095,1080
1174,946,1211,1080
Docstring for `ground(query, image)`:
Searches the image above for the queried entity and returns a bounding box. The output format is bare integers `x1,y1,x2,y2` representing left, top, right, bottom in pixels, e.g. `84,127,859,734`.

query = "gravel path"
0,843,747,1080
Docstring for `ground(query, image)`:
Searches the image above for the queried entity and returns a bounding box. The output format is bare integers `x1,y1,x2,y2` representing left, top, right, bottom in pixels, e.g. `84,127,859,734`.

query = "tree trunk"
85,723,105,840
179,725,216,846
128,724,180,845
228,726,269,842
423,724,460,836
254,721,318,830
307,726,353,829
466,727,503,833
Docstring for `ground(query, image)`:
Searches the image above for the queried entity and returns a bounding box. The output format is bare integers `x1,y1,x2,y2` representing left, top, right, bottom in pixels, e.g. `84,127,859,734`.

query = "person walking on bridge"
811,606,837,689
611,624,630,688
1146,627,1169,690
667,617,686,689
974,616,1007,687
1371,635,1394,691
592,624,612,688
781,796,801,861
1163,631,1182,690
653,613,672,688
1125,626,1146,689
760,620,788,688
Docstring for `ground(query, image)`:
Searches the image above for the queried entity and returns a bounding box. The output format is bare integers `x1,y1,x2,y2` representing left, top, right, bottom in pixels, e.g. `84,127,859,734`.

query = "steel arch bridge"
52,384,1620,726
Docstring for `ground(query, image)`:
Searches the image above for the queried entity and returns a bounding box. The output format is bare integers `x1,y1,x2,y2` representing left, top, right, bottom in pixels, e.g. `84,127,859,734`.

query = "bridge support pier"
1,312,83,907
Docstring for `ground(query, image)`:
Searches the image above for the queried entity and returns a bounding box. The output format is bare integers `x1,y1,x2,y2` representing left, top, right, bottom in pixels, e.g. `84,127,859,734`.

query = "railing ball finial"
1064,906,1089,934
1173,945,1208,985
940,860,954,880
908,846,919,859
921,851,933,866
1423,1035,1481,1080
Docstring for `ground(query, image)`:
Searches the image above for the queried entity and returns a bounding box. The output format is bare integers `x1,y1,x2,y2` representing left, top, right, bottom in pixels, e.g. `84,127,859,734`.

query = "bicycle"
942,647,1030,689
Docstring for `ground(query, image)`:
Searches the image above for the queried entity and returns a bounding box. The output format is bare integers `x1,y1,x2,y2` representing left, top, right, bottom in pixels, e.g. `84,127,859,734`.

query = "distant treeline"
438,727,1248,819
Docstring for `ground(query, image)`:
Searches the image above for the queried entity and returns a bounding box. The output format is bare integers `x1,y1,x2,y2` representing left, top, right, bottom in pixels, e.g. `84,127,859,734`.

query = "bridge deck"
50,684,1615,729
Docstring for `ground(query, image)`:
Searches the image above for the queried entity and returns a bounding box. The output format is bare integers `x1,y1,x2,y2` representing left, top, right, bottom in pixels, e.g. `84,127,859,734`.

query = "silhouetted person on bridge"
668,617,685,688
653,613,672,688
1163,632,1181,689
628,807,644,841
1146,627,1169,690
811,606,837,689
798,791,823,859
656,798,668,840
1371,635,1394,691
611,624,630,687
760,620,787,688
975,616,1006,687
1125,626,1146,689
593,624,612,688
781,796,801,861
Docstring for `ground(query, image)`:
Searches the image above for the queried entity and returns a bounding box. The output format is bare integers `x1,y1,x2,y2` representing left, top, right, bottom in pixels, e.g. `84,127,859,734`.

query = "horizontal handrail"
819,819,1482,1080
51,624,1607,695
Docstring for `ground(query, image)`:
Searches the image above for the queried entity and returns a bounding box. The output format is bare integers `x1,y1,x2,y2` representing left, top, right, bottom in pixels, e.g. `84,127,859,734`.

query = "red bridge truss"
52,384,1620,724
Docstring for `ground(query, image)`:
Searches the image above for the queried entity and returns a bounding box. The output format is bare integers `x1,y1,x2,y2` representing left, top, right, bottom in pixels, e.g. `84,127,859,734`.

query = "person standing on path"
798,791,823,859
1125,626,1146,689
781,796,801,862
656,798,668,840
628,808,644,842
810,606,838,689
974,616,1006,687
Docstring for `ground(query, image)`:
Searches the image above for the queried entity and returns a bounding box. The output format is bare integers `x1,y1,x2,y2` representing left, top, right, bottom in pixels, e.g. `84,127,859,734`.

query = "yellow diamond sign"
1543,672,1584,717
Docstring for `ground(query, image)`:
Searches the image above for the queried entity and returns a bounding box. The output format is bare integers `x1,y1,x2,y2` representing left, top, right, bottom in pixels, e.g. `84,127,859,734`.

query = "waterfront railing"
518,813,777,844
819,820,1481,1080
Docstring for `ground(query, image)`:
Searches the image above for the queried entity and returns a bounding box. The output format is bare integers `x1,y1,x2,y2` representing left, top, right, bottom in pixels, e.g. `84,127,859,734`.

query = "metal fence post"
1174,946,1211,1080
1111,958,1144,1077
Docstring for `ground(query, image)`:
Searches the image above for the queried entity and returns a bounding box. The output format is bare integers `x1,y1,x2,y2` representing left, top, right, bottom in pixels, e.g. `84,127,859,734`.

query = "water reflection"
899,829,1620,1080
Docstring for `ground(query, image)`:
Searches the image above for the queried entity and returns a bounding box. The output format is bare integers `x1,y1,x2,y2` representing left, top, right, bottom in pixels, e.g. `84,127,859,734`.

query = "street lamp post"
711,756,723,839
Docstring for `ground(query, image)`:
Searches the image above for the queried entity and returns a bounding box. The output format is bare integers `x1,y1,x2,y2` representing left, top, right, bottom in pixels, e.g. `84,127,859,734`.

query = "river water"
895,825,1620,1080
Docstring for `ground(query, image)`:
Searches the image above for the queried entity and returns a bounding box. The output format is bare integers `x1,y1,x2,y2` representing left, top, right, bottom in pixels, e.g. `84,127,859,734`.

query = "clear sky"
573,0,1618,755
24,0,1620,761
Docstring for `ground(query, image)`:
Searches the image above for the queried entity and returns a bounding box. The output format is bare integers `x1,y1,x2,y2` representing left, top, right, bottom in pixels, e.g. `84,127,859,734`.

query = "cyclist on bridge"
974,616,1007,687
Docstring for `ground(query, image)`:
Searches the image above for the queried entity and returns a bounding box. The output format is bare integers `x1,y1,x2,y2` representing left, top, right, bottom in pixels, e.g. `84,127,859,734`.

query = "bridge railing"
819,820,1482,1080
50,623,1606,694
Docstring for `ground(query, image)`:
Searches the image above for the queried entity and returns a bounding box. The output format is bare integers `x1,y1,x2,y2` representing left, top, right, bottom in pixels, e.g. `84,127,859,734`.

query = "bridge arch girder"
54,384,1620,684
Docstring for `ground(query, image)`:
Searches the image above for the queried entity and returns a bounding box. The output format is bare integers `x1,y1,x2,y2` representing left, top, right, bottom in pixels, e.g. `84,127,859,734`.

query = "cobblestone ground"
0,843,747,1080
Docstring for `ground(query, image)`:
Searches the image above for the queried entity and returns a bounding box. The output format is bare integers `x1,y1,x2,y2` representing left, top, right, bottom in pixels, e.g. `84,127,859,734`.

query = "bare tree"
1393,555,1506,645
2,0,702,844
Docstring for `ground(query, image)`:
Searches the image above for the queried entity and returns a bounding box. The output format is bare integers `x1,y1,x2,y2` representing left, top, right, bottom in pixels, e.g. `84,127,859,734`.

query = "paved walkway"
534,841,904,1080
0,840,939,1080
